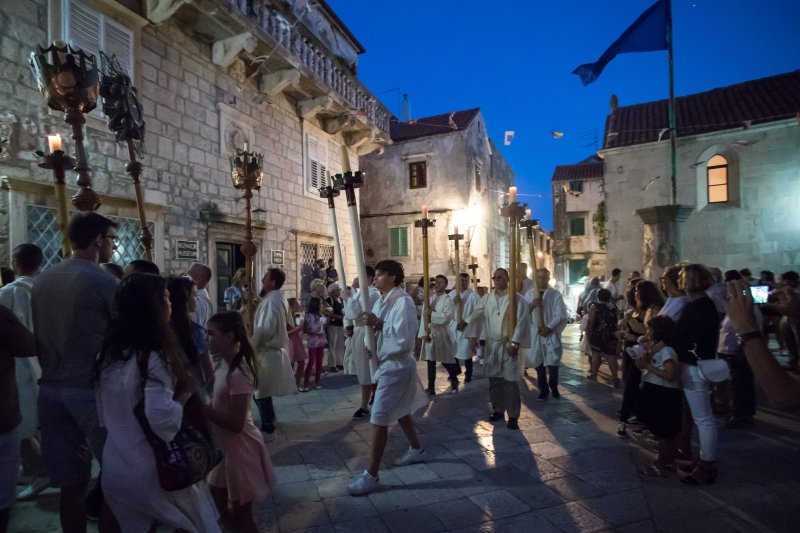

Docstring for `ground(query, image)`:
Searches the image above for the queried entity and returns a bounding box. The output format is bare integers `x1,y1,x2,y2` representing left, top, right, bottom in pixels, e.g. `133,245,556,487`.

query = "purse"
688,343,730,383
134,355,221,491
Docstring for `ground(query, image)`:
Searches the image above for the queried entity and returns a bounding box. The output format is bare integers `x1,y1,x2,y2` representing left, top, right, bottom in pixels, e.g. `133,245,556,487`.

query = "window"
569,180,583,193
475,164,482,191
568,259,589,284
389,227,409,257
409,161,427,189
306,134,329,192
707,154,728,203
569,217,585,236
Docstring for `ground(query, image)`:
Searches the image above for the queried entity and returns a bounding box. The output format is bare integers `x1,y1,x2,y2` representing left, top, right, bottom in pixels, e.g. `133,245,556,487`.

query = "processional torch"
319,146,349,294
99,52,153,260
448,224,464,325
499,187,526,341
415,206,435,341
521,211,544,327
332,149,375,355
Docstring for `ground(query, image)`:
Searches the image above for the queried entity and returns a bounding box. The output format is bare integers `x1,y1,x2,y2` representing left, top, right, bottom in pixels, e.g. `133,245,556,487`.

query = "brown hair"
680,263,714,293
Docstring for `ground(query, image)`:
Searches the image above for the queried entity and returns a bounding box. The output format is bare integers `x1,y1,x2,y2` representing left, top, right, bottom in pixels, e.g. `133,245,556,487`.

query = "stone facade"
358,110,515,288
600,120,800,277
0,0,391,306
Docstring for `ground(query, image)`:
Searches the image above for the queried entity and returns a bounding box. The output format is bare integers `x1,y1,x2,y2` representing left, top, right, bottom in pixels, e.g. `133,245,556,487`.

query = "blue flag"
573,0,669,86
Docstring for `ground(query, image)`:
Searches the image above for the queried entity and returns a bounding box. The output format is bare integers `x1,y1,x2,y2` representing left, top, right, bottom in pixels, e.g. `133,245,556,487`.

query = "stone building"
357,108,516,288
551,154,606,290
0,0,391,307
599,70,800,279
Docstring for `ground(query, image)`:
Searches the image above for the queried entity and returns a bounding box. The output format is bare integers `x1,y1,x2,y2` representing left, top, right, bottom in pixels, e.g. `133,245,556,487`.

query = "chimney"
402,93,410,121
609,94,618,113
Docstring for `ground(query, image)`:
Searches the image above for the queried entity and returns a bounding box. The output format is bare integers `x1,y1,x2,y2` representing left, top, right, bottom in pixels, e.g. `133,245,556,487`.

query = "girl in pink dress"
203,311,277,533
303,297,327,390
287,297,308,390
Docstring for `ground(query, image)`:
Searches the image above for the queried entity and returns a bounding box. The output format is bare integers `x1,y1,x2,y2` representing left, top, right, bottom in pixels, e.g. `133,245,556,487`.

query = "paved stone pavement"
10,325,800,532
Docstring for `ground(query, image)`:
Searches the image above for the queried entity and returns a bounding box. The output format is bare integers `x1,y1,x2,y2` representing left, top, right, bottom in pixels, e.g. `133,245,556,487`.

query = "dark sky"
328,0,800,230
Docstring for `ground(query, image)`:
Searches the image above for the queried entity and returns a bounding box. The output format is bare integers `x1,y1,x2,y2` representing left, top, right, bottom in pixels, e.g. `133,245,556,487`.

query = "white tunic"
251,290,296,399
369,287,429,426
418,292,455,363
479,291,531,381
343,286,380,385
449,288,482,360
523,288,569,367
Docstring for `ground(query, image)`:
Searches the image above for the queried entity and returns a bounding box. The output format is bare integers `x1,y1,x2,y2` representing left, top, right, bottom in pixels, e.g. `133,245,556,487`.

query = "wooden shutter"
390,227,408,257
307,135,328,191
67,0,101,57
103,16,134,76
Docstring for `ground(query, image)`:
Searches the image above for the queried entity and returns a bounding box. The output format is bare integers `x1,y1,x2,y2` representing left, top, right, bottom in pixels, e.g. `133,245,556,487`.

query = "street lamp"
30,41,101,211
229,142,263,335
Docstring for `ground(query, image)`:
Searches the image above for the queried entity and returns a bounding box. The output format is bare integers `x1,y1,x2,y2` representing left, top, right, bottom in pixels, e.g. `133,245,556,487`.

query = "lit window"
389,226,409,257
570,217,585,236
707,154,728,203
409,161,427,189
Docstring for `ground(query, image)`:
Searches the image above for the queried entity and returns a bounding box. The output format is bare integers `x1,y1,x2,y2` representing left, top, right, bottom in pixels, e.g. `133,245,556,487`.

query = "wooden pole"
448,226,464,324
126,139,154,262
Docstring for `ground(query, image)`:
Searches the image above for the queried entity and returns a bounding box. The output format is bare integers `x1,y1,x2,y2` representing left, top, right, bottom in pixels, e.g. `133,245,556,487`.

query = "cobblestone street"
10,325,800,532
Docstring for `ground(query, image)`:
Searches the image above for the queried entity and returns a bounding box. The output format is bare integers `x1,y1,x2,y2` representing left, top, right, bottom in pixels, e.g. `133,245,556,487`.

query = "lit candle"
454,225,459,236
422,205,428,219
48,133,62,153
525,209,531,220
243,142,249,152
509,186,517,203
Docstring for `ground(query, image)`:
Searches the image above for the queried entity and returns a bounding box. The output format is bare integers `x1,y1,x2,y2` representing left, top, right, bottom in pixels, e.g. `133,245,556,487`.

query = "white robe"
0,276,41,438
523,288,569,367
479,291,531,381
418,292,455,363
368,287,428,426
343,286,380,385
251,290,296,398
449,288,482,360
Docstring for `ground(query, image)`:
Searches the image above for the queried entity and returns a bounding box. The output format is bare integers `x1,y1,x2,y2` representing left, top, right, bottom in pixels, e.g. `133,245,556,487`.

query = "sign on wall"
176,240,199,260
271,250,284,265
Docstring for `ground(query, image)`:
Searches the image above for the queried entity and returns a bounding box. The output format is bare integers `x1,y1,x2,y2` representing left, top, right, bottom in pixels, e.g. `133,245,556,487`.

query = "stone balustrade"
227,0,391,135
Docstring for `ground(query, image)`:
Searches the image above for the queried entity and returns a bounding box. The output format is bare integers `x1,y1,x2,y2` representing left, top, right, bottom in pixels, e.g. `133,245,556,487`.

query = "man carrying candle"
451,273,483,383
343,267,381,421
472,268,530,429
349,260,428,496
419,274,460,394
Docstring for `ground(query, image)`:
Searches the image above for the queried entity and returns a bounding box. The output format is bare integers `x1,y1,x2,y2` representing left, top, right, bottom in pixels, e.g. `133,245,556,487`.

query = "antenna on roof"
402,93,410,122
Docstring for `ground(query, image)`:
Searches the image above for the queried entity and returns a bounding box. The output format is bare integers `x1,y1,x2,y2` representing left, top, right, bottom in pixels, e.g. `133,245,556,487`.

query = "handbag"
688,343,730,383
134,355,221,491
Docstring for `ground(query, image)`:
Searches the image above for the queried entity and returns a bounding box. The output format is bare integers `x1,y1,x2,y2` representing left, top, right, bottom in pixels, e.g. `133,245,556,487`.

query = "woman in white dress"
96,273,220,532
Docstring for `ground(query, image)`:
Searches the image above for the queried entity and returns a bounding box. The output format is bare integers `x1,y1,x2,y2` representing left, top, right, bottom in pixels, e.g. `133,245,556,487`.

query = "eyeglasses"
102,234,119,243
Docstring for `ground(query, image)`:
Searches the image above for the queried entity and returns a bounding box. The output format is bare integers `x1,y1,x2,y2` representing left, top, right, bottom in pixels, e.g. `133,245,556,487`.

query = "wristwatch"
736,331,763,347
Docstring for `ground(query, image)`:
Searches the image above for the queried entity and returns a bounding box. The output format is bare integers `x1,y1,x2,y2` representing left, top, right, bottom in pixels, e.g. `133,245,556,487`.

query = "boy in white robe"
473,268,530,430
348,260,429,496
524,268,569,401
451,273,482,383
343,267,381,420
419,275,460,394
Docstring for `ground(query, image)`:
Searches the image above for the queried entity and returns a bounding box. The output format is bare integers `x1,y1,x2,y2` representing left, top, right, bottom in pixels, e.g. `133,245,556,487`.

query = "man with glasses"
31,212,120,532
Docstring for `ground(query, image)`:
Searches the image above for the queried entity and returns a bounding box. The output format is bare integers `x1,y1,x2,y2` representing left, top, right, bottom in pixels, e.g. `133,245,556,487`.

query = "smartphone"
750,285,769,304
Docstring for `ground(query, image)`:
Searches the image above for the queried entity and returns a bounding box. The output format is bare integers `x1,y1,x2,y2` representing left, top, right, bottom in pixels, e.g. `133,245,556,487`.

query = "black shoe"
337,365,344,370
330,366,339,373
537,393,548,402
426,388,436,397
489,412,504,422
551,389,561,399
464,373,472,383
352,408,370,421
507,418,519,430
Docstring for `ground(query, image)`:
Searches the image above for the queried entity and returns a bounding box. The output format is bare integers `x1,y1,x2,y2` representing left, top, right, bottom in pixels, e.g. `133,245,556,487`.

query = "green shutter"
390,227,409,256
570,217,585,236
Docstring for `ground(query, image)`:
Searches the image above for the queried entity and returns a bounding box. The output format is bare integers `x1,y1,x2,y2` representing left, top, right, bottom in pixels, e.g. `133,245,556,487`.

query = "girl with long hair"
167,276,214,392
303,297,327,390
286,298,308,391
96,273,220,532
202,311,276,533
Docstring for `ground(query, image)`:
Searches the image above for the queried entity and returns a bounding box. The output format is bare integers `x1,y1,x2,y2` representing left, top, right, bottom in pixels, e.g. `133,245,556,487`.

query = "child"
286,298,308,391
303,297,327,390
635,315,683,477
203,311,277,533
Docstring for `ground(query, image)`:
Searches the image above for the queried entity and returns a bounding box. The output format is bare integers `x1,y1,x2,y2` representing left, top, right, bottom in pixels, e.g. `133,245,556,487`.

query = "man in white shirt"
187,262,213,328
348,260,428,495
419,275,460,394
525,268,569,401
343,266,381,421
451,273,482,383
603,268,625,313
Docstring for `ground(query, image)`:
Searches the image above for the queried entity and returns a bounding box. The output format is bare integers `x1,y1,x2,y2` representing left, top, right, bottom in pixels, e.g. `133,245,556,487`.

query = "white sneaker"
394,447,426,466
16,477,50,500
348,470,379,496
261,430,277,443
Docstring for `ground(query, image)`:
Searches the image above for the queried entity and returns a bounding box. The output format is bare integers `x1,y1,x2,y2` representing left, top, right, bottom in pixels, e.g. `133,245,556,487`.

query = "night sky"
328,0,800,230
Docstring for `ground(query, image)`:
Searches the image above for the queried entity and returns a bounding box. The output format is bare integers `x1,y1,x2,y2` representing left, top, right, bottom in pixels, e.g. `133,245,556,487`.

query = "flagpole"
667,0,677,205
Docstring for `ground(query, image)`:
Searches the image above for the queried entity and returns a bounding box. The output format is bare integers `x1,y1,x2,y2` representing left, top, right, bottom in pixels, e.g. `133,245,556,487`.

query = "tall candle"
454,225,459,236
243,142,249,152
422,205,428,219
509,186,517,203
525,209,531,220
48,133,62,153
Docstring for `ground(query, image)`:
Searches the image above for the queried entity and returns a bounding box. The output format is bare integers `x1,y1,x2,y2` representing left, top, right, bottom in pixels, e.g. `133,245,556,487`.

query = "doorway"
215,242,246,308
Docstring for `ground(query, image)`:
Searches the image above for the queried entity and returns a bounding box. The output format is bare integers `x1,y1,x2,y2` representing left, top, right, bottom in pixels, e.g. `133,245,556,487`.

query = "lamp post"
230,142,263,336
30,42,101,211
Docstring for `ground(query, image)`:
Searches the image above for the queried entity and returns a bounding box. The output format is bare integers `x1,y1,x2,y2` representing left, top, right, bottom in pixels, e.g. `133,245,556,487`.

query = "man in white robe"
343,266,381,421
348,260,429,496
473,268,530,430
419,275,460,394
524,268,569,401
251,268,297,441
451,273,482,383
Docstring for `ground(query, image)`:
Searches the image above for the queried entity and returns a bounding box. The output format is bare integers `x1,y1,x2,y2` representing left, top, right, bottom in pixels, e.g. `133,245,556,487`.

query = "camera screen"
750,285,769,304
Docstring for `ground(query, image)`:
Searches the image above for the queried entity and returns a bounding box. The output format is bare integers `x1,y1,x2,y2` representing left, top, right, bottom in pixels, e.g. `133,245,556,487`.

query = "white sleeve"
143,352,183,443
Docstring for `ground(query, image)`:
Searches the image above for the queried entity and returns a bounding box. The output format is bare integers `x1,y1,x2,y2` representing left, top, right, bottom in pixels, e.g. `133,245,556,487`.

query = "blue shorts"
38,385,106,488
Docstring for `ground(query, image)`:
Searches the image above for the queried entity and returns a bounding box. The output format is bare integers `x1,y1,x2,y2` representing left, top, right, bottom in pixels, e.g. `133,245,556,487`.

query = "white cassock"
369,287,429,426
481,291,531,381
251,290,297,398
523,288,569,368
0,275,41,439
449,288,482,360
343,285,381,385
418,292,455,363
